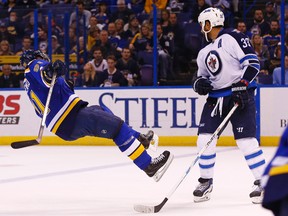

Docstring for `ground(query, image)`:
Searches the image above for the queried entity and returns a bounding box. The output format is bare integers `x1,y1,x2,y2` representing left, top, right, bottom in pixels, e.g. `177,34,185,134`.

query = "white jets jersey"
197,29,260,94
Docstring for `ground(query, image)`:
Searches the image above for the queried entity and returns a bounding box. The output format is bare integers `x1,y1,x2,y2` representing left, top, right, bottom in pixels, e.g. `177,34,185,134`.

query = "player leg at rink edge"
192,8,265,204
19,50,173,182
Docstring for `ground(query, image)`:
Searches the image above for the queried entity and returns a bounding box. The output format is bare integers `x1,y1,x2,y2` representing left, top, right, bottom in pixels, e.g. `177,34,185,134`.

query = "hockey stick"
11,72,57,149
134,103,239,213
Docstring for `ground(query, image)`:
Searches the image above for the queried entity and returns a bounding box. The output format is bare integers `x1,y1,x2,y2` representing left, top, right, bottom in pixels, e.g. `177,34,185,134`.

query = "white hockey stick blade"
153,153,174,182
149,133,159,152
134,204,154,213
134,198,168,213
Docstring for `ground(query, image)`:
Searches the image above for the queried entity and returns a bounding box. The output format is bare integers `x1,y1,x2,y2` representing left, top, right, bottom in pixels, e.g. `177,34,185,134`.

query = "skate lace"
196,182,209,191
152,154,165,164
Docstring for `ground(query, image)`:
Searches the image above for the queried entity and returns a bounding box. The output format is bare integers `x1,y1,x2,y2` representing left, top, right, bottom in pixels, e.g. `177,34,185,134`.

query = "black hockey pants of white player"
63,105,173,182
193,93,265,203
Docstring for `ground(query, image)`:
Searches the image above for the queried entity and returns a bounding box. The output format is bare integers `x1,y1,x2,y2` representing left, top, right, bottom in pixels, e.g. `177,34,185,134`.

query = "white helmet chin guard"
198,7,225,41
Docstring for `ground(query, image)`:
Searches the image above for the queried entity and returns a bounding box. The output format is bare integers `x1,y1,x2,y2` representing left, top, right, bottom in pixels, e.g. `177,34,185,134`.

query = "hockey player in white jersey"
192,8,265,204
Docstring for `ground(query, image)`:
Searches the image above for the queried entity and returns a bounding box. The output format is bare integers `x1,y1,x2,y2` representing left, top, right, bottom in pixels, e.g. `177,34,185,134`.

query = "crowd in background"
0,0,288,88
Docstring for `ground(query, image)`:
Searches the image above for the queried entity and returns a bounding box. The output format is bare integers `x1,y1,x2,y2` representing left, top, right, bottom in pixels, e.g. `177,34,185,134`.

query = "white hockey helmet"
198,7,225,28
198,7,224,41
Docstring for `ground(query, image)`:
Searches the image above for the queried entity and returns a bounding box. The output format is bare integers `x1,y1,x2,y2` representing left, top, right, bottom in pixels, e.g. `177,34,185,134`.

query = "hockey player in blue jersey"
262,127,288,216
192,8,266,203
20,49,174,182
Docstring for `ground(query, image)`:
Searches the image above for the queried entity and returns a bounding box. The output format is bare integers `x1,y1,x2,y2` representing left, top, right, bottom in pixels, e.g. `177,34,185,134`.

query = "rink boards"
0,87,286,146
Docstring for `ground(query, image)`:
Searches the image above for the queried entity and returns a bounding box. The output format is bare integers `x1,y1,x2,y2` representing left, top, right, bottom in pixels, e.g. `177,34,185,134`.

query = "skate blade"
251,195,263,204
149,133,159,152
153,153,174,182
194,194,211,203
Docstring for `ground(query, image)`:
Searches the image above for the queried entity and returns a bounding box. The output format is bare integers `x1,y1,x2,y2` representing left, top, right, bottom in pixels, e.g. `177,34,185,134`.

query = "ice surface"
0,146,274,216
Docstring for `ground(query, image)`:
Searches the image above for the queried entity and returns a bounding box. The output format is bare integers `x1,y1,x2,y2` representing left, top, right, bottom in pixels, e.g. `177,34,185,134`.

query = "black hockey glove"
231,80,249,109
52,60,67,77
193,77,213,95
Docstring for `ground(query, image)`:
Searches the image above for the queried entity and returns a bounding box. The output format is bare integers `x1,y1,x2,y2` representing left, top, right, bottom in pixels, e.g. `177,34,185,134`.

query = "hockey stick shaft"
134,103,238,213
11,73,57,149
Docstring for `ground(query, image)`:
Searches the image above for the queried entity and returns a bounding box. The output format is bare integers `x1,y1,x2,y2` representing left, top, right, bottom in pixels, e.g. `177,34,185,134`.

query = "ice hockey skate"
138,130,159,151
249,180,264,204
144,151,174,182
193,178,213,202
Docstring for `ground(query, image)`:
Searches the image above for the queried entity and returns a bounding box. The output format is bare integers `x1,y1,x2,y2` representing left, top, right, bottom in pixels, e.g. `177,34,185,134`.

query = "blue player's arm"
42,60,74,91
228,31,260,84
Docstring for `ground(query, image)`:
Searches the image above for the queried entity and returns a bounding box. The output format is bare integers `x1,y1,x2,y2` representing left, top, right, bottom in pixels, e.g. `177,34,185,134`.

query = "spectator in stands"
247,8,270,36
0,0,20,19
94,2,109,26
110,0,134,23
0,19,15,45
69,0,91,30
7,11,25,49
263,19,281,58
0,40,14,55
42,16,64,46
163,12,185,74
96,55,128,87
144,0,168,14
76,62,98,87
157,23,174,83
88,15,104,32
0,64,20,88
51,35,64,54
37,27,48,54
251,34,270,74
16,0,38,19
87,26,100,52
68,27,77,51
115,18,126,40
91,29,118,59
191,0,210,22
160,9,170,28
124,15,140,42
89,47,108,73
70,36,87,73
264,1,279,24
15,36,32,55
269,43,283,74
107,22,122,52
116,47,140,86
272,54,288,85
129,22,153,53
236,20,252,39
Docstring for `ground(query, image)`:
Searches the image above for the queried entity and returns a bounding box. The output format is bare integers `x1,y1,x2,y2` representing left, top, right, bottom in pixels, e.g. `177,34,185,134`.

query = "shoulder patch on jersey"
33,64,40,72
205,50,222,75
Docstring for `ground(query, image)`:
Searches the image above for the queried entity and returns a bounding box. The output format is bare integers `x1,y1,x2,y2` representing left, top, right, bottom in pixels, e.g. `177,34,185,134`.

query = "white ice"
0,146,275,216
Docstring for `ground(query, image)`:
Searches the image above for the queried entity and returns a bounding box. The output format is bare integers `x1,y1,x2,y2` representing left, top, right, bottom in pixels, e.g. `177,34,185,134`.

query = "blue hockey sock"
114,122,151,170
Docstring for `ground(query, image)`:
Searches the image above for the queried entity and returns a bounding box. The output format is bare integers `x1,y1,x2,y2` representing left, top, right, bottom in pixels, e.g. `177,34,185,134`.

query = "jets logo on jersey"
205,50,222,75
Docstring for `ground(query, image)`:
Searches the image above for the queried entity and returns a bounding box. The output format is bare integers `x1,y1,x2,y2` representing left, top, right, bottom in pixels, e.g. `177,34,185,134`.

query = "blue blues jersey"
23,59,88,140
262,127,288,209
197,29,260,98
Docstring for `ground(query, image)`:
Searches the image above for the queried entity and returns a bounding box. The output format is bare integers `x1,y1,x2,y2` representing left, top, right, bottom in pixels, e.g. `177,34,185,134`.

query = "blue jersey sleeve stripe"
251,63,260,70
51,97,81,133
239,54,258,64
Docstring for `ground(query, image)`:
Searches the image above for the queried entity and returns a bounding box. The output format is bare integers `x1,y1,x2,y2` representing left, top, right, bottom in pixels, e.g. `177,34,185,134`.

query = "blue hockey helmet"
20,50,35,68
33,50,50,62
